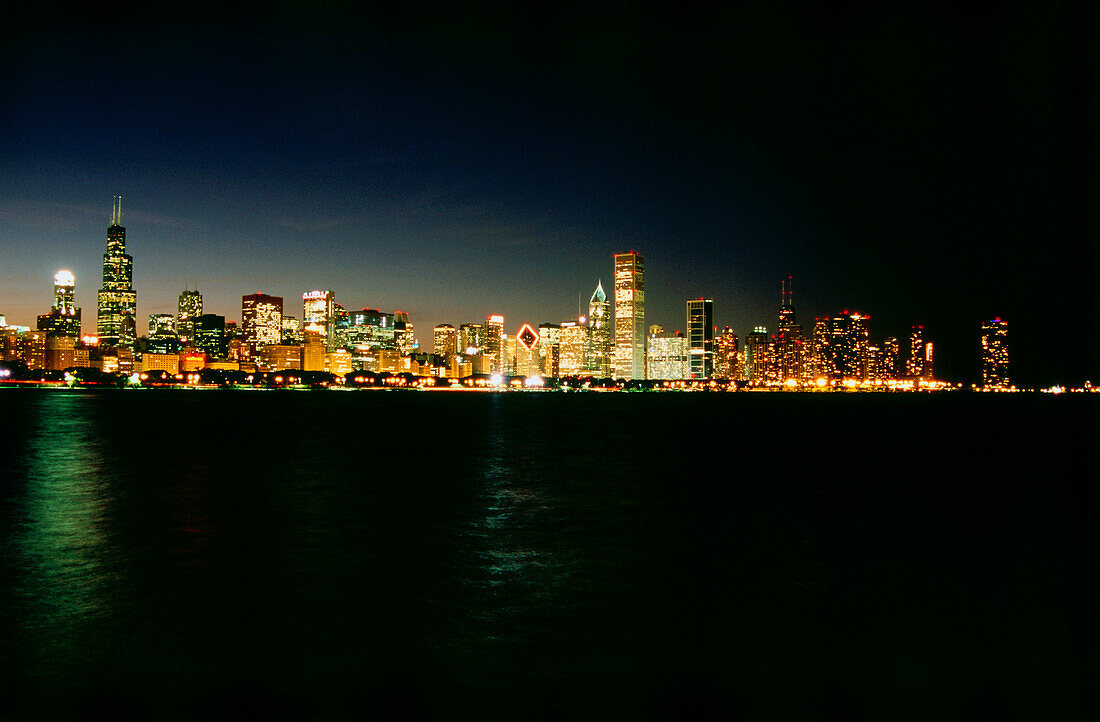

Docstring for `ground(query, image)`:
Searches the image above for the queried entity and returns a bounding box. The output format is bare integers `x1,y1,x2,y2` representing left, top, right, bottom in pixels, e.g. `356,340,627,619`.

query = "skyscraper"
980,318,1009,388
907,325,926,378
485,314,505,374
538,323,561,377
585,281,611,377
714,326,740,380
177,288,203,345
242,293,284,350
96,197,137,349
686,298,714,379
612,251,645,380
558,320,587,376
434,324,457,358
302,290,336,351
776,276,805,382
37,270,81,337
647,328,688,380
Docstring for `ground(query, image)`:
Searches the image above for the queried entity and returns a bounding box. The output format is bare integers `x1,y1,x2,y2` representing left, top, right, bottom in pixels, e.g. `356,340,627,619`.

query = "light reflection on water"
13,394,117,668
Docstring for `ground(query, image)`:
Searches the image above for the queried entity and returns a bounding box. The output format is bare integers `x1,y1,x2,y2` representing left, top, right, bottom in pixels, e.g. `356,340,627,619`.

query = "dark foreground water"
0,390,1096,719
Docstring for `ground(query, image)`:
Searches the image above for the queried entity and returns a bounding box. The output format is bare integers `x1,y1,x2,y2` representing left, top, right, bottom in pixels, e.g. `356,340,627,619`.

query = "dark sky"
1,4,1095,385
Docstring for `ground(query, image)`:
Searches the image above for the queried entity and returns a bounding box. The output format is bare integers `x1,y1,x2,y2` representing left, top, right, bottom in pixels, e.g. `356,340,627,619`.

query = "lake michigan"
0,390,1095,719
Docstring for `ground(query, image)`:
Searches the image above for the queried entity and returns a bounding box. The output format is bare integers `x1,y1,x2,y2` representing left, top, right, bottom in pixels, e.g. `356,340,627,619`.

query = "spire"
110,195,122,226
590,279,606,304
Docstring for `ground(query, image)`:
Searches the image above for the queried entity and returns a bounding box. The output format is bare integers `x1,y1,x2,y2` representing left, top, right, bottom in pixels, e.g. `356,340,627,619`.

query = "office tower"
459,323,484,355
193,314,227,359
647,329,688,380
810,317,833,379
96,197,137,349
178,289,203,345
302,290,336,351
147,313,179,354
882,337,900,379
776,277,805,382
281,315,301,344
330,302,350,350
585,281,612,376
745,326,773,384
434,324,457,358
344,308,396,355
538,323,561,377
242,293,284,351
612,251,645,379
301,330,325,371
980,318,1010,388
37,270,82,337
715,326,739,379
923,342,935,380
831,310,871,379
686,298,714,379
515,324,541,377
485,314,505,374
906,325,926,378
558,320,588,376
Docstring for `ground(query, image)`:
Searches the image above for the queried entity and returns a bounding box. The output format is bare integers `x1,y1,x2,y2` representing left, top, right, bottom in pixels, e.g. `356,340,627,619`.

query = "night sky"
1,5,1095,385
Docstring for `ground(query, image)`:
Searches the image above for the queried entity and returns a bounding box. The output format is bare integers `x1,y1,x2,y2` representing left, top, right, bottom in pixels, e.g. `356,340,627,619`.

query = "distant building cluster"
0,199,1018,390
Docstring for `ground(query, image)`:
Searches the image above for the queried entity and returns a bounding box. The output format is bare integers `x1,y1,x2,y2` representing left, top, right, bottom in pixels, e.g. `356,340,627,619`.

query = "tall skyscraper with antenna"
612,251,645,379
96,196,137,349
776,276,805,382
585,280,611,377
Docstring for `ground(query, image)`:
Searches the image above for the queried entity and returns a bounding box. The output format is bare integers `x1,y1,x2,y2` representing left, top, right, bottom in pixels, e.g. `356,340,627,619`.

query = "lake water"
0,390,1095,719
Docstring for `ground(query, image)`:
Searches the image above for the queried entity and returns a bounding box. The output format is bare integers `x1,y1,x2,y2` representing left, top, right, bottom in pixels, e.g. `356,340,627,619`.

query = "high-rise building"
558,320,587,376
178,289,203,345
485,314,505,374
515,324,541,377
832,311,871,379
686,298,714,379
647,329,688,380
882,337,900,379
281,315,301,344
538,323,561,377
242,293,284,350
745,326,774,385
715,326,739,380
301,330,325,371
147,313,180,355
459,323,484,354
585,281,612,377
612,251,645,379
37,270,81,337
907,325,926,378
434,324,457,358
776,277,805,382
980,318,1009,388
302,290,336,351
193,314,227,359
96,197,137,349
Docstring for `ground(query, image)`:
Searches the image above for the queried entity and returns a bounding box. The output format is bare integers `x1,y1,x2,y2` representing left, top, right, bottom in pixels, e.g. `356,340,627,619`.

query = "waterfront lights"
490,373,504,386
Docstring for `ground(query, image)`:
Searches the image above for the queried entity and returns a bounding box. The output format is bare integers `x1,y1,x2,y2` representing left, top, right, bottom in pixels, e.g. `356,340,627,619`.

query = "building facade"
686,298,714,379
612,251,645,379
980,318,1009,387
96,197,137,349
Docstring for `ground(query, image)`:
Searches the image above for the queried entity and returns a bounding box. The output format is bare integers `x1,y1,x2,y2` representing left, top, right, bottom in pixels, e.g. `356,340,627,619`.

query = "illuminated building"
776,277,805,382
302,331,326,371
883,337,900,379
330,303,350,350
646,329,687,380
810,317,834,379
193,314,227,359
907,325,926,378
140,352,180,375
686,298,714,379
326,349,353,375
558,320,587,376
459,323,483,354
485,314,505,374
281,315,301,344
981,318,1010,388
243,293,284,350
585,281,611,376
923,342,934,380
18,330,47,370
96,197,137,350
258,344,302,371
745,327,773,384
147,313,180,354
177,288,202,345
715,326,739,379
44,335,77,371
515,324,541,377
434,324,457,358
302,290,335,351
538,323,561,377
831,311,870,379
612,251,645,379
37,270,82,337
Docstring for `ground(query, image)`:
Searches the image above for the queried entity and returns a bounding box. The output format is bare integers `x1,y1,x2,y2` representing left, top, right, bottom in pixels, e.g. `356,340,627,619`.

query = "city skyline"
1,7,1094,386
